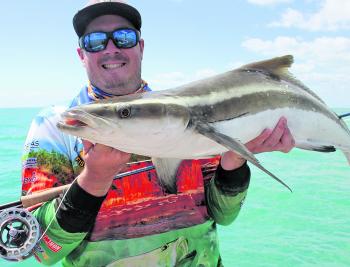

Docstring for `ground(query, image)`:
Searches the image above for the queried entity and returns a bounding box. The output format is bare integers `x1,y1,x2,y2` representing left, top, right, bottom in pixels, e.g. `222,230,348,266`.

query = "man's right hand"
77,140,131,196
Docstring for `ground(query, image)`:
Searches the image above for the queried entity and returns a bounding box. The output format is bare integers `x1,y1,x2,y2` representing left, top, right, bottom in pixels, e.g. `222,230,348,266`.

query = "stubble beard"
103,64,142,96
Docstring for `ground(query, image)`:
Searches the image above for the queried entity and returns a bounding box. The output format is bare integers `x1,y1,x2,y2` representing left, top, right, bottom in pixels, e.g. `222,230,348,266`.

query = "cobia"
57,55,350,193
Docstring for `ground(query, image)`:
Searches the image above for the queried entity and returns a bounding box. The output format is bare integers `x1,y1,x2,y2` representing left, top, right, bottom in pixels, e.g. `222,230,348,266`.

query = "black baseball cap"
73,0,142,37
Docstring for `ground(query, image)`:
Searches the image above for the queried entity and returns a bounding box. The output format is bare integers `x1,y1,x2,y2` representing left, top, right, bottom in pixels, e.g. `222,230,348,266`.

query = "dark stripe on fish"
190,90,342,128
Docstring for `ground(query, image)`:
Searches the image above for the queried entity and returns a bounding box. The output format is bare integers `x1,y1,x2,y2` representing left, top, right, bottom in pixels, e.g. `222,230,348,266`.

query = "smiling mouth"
102,63,126,70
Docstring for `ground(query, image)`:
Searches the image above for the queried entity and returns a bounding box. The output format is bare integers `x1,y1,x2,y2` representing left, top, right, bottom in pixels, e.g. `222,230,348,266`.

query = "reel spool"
0,208,40,261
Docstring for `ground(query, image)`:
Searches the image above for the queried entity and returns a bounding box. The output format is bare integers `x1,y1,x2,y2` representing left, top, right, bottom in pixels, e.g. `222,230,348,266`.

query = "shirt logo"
24,140,40,151
22,157,37,168
22,171,37,184
43,234,62,253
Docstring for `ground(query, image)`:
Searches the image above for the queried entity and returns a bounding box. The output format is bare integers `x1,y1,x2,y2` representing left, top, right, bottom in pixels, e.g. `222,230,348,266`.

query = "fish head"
57,101,118,142
57,95,191,155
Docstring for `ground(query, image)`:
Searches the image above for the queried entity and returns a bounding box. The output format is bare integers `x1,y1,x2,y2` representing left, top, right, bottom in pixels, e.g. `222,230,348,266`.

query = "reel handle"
21,184,71,208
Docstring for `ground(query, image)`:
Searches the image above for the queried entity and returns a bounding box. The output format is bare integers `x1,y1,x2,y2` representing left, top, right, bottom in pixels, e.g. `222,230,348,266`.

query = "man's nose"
103,39,121,53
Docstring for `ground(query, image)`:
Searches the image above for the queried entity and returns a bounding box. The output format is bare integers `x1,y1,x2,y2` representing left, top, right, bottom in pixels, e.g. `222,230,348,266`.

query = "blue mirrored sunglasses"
79,28,140,52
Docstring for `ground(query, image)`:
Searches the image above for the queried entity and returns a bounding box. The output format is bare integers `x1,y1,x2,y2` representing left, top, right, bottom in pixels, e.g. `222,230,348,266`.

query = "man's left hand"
220,117,295,170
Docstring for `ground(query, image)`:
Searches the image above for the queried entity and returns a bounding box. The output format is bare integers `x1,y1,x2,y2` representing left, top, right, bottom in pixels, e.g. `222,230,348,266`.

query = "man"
21,0,294,266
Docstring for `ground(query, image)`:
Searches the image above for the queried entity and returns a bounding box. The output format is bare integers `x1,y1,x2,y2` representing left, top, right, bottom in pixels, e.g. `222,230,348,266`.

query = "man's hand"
220,117,295,170
77,140,131,196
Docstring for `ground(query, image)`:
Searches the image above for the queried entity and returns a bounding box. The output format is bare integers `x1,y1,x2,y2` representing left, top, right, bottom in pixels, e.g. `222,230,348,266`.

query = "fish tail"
343,151,350,165
338,112,350,164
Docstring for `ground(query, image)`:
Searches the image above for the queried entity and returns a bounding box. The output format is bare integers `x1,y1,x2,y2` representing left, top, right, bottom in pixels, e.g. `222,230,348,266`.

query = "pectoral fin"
152,158,183,194
195,122,292,192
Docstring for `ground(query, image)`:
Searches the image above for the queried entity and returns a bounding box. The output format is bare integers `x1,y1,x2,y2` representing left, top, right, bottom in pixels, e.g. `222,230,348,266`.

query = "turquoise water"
0,108,349,267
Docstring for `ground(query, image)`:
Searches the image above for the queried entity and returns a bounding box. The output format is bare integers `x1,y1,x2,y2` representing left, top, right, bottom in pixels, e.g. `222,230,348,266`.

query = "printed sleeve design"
21,106,82,196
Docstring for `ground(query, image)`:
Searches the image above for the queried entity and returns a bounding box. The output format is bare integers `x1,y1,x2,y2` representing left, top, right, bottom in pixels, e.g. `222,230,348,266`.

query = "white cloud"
242,36,350,62
241,36,350,107
270,0,350,31
247,0,291,5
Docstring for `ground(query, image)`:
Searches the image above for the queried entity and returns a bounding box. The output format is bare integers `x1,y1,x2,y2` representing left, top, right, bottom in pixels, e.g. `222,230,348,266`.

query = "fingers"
245,117,295,154
83,140,118,153
263,117,286,147
279,126,295,153
82,139,94,154
263,117,295,153
245,128,272,151
93,143,115,153
82,140,130,163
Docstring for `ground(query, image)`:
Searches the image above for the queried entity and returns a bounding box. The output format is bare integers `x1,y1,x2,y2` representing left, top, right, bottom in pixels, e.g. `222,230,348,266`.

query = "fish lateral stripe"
189,88,340,126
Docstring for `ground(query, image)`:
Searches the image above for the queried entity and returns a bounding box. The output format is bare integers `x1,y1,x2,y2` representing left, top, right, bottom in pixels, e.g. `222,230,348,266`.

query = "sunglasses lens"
113,29,138,48
83,32,108,52
80,29,138,52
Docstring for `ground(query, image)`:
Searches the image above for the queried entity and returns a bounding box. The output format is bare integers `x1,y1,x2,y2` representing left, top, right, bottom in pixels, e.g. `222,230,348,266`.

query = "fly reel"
0,208,40,261
0,165,155,262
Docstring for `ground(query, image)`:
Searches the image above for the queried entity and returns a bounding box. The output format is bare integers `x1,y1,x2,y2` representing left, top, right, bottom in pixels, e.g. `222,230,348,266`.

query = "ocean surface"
0,107,349,267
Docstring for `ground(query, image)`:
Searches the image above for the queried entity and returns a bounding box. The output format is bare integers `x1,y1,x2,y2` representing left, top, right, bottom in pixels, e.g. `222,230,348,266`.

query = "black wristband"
56,181,107,233
214,161,251,196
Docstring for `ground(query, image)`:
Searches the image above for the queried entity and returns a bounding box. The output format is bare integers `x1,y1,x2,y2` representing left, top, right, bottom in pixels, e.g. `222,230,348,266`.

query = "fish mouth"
57,109,98,131
62,118,88,127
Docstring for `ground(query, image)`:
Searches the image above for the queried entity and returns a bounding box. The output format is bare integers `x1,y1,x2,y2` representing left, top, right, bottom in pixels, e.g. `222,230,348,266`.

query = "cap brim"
73,2,142,37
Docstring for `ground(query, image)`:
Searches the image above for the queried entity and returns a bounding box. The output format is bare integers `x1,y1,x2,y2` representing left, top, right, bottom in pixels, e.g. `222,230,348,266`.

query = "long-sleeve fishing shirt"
21,83,250,267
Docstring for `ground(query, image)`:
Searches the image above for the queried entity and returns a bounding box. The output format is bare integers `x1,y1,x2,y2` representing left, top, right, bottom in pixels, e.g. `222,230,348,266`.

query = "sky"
0,0,349,108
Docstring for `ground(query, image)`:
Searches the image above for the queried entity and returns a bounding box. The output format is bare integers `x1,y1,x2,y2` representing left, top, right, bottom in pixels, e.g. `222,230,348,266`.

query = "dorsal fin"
239,55,325,104
240,55,294,79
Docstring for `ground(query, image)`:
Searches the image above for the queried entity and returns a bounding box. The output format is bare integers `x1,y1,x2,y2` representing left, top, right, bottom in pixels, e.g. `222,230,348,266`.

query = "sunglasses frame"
79,28,140,53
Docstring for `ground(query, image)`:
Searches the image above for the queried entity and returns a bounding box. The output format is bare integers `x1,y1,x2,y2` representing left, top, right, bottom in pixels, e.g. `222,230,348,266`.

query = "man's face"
78,15,144,95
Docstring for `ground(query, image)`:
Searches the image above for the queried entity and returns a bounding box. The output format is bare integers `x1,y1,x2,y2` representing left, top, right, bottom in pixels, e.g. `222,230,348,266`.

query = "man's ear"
77,47,85,61
139,39,144,60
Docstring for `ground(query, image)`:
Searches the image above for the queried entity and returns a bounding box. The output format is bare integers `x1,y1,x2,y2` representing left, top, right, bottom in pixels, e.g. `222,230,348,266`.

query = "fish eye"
118,106,131,118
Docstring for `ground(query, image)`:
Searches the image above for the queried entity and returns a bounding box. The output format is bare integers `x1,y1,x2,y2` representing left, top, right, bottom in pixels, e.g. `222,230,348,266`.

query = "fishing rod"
0,164,155,262
0,165,155,211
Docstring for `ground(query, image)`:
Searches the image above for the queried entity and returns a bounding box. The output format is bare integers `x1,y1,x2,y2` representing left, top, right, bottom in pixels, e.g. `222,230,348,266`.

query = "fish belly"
213,107,350,151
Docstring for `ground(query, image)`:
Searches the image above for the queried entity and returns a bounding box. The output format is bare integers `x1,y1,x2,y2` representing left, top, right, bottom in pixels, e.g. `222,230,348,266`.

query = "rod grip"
21,184,71,208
